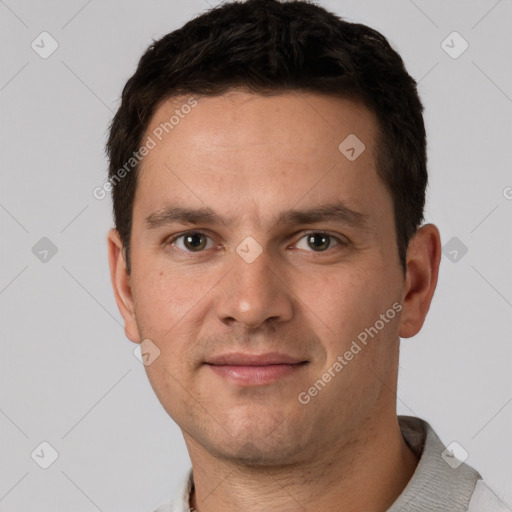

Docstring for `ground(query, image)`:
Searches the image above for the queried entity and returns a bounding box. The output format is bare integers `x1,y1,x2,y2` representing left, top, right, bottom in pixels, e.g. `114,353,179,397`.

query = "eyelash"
165,230,347,255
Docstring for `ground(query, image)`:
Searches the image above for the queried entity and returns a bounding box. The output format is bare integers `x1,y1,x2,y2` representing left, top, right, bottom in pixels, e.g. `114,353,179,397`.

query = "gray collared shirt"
153,415,511,512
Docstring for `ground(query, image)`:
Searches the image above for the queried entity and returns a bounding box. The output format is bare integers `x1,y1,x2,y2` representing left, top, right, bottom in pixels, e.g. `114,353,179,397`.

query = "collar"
387,415,481,511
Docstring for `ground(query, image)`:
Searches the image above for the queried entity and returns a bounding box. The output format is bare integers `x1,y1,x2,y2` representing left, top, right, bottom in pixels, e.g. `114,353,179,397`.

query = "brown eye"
184,233,207,251
296,232,342,252
308,233,330,251
171,232,213,252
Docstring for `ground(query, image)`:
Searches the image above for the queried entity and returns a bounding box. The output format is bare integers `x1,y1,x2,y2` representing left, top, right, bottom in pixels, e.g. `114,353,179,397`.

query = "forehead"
134,90,390,230
144,90,378,160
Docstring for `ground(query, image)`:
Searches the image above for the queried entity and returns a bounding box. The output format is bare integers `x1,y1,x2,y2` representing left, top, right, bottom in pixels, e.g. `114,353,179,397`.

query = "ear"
398,223,442,338
107,228,141,344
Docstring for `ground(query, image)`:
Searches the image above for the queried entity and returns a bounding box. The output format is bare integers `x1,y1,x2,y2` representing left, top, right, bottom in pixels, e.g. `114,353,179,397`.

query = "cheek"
302,267,374,326
310,264,396,350
130,259,219,366
132,243,209,313
133,268,202,396
133,272,175,324
130,264,193,344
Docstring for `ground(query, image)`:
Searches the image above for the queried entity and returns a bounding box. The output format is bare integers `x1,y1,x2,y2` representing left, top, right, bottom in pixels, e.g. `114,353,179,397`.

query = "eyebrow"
144,202,371,232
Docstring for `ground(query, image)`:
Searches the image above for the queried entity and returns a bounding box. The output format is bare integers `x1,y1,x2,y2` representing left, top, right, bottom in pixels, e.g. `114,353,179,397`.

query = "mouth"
204,352,309,386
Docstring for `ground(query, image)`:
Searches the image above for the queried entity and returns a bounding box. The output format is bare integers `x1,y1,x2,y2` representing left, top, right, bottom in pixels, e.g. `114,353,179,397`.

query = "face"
108,90,434,466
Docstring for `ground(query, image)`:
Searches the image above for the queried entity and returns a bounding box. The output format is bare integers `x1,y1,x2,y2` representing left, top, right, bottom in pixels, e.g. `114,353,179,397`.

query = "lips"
205,352,308,366
204,352,309,386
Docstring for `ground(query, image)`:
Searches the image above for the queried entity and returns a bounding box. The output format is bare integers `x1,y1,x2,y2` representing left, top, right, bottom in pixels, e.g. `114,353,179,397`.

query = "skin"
108,90,441,512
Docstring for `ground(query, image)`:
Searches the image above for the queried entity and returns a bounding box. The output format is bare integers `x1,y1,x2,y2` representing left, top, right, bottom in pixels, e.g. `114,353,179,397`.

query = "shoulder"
467,479,512,512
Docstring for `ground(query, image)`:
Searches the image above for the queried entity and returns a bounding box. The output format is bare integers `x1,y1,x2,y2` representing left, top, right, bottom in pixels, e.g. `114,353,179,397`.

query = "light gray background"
1,0,511,510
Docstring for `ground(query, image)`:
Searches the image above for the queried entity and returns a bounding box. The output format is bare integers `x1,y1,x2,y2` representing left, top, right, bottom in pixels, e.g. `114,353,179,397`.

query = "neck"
188,414,419,512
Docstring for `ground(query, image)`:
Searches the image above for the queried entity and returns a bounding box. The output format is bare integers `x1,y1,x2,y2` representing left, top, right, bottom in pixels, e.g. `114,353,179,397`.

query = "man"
105,0,510,510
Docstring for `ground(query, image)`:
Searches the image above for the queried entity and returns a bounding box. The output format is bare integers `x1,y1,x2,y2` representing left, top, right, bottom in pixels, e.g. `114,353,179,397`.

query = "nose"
215,246,294,329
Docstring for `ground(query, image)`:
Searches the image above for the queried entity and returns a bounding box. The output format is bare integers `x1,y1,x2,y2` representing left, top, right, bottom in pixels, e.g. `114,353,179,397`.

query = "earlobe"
107,228,141,343
398,224,442,339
